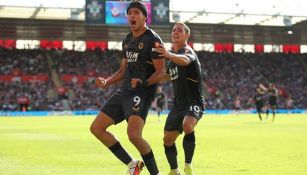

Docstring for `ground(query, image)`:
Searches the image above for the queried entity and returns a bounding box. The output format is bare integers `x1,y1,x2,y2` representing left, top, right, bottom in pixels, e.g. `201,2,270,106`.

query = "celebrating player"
157,22,205,175
90,1,165,175
248,87,266,122
266,83,278,122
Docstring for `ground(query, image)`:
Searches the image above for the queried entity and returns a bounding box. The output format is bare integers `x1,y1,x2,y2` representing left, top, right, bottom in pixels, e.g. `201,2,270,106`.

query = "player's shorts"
256,102,263,113
157,102,164,109
269,97,277,106
164,102,204,133
101,90,153,124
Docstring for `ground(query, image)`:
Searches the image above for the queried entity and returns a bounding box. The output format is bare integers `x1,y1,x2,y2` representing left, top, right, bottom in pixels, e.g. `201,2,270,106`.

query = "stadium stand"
1,48,306,111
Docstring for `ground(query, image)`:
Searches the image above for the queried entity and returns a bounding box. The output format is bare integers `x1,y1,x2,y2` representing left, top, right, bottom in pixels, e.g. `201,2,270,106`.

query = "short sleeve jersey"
166,45,205,105
268,88,278,99
253,93,264,106
121,28,164,99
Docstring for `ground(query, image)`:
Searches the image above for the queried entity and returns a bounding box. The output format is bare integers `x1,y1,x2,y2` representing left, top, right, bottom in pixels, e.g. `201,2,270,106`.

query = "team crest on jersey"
138,43,144,50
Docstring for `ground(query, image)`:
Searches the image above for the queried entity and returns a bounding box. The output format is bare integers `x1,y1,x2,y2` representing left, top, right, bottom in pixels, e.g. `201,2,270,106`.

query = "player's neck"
132,26,147,39
173,42,187,53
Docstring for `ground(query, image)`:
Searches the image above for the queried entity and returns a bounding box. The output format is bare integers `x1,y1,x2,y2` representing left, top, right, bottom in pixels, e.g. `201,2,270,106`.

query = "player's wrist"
136,79,148,88
104,78,111,87
166,52,172,59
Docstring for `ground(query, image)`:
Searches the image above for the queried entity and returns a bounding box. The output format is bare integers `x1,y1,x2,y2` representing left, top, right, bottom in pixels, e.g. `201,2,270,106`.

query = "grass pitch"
0,114,306,175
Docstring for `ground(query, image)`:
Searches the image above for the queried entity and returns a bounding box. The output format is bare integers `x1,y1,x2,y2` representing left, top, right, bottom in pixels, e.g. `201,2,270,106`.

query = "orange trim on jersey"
187,77,198,82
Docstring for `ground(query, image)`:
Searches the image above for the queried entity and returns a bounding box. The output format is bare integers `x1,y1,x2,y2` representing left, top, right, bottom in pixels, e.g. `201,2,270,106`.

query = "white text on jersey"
126,51,139,62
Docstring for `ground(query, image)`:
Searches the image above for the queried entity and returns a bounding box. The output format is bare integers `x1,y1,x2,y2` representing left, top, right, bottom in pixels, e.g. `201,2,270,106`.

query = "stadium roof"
0,0,307,26
1,18,307,45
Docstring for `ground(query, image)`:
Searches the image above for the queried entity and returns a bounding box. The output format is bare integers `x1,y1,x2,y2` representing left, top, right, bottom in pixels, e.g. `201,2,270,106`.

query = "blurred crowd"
0,49,47,75
199,52,306,109
0,48,306,111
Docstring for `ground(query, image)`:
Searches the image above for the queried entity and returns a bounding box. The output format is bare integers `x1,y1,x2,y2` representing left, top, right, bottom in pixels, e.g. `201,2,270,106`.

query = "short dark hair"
126,1,148,18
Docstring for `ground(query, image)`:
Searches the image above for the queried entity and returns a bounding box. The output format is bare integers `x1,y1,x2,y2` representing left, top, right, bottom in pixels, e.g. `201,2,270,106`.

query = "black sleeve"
150,36,164,60
122,39,127,59
184,47,196,62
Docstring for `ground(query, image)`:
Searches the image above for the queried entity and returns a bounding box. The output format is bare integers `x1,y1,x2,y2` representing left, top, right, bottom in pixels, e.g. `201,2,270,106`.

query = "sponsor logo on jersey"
169,67,178,80
126,51,139,62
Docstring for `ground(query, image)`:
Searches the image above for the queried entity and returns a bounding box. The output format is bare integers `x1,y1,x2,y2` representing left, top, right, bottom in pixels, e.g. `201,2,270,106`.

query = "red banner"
255,44,264,53
18,97,30,105
282,45,300,54
86,41,108,50
21,74,49,83
40,40,63,49
0,75,15,81
61,75,88,84
0,40,16,48
0,74,48,82
214,43,234,53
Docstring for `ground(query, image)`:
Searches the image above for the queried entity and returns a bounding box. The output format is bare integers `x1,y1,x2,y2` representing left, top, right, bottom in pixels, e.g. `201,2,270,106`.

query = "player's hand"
156,44,171,59
95,77,107,89
131,78,142,88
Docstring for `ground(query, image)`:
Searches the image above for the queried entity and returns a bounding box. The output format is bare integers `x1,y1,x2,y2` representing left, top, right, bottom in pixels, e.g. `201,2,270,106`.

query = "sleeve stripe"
187,77,198,82
146,61,153,65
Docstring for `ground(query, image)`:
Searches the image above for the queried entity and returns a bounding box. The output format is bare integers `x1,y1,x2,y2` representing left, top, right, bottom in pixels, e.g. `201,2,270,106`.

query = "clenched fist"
131,78,142,89
95,77,107,89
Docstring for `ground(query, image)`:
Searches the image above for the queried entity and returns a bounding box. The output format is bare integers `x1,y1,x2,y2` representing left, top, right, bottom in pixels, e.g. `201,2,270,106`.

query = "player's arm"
158,73,171,83
156,45,190,66
95,58,127,89
146,59,166,86
258,83,268,92
131,59,165,88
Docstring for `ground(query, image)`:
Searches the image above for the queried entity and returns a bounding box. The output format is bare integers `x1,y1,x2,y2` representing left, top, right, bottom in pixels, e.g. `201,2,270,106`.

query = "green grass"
0,114,307,175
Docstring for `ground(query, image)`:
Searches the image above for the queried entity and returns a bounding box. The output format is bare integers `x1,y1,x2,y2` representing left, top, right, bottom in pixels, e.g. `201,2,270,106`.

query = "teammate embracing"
266,83,278,122
157,22,205,175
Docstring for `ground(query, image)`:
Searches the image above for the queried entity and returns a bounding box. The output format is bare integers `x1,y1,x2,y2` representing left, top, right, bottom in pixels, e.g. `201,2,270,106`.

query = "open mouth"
130,20,136,26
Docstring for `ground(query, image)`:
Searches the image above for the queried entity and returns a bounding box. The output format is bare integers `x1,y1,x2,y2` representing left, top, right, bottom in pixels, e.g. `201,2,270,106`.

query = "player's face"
127,8,146,31
171,24,189,44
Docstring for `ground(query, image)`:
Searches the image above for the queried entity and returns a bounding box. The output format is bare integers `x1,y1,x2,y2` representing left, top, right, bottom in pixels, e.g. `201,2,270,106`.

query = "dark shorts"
269,97,277,107
157,102,164,109
101,90,152,124
164,102,204,133
256,104,263,113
